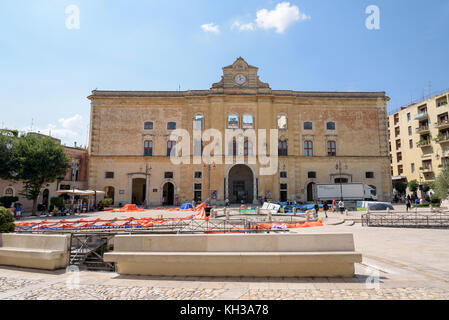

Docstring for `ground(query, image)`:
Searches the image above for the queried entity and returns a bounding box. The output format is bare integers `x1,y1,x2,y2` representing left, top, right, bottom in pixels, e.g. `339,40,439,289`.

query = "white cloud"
20,114,87,146
232,2,310,34
231,21,256,32
201,22,220,34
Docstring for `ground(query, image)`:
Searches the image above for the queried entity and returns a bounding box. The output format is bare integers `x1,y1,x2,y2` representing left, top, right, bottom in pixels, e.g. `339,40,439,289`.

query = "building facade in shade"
0,133,88,211
388,89,449,184
87,58,391,206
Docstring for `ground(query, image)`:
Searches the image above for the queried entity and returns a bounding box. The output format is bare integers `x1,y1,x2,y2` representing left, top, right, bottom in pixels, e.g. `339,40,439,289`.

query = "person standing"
338,200,345,214
314,201,319,219
406,198,411,212
16,204,22,219
323,201,329,218
332,199,337,212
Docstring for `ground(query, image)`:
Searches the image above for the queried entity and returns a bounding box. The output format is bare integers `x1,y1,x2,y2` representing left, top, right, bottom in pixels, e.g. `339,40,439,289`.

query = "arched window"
167,122,176,130
326,121,336,130
144,140,153,157
327,141,337,156
144,121,153,130
4,187,14,197
277,114,287,130
304,140,313,157
228,114,239,129
278,140,288,156
194,114,204,130
304,122,313,130
242,114,254,128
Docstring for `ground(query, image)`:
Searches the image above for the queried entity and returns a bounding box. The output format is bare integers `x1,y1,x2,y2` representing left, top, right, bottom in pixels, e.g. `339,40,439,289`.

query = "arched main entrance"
307,182,316,202
228,164,254,204
162,182,174,206
132,178,146,205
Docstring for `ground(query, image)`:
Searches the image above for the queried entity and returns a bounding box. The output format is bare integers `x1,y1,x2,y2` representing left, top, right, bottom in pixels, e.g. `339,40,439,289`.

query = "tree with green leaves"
408,180,419,193
393,182,407,195
15,134,70,215
433,167,449,201
0,129,19,180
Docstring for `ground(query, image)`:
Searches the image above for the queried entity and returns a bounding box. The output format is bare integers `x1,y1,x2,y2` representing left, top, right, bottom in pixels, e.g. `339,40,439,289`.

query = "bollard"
345,209,348,217
387,208,390,214
306,211,310,222
293,207,297,216
225,208,230,220
366,207,370,214
256,207,260,215
268,210,272,222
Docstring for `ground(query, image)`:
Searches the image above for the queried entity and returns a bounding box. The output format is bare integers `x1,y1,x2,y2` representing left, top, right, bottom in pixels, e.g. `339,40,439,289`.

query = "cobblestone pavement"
2,223,449,300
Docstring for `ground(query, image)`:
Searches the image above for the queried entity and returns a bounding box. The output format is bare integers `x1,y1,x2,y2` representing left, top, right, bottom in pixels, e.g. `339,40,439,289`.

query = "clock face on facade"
235,74,246,85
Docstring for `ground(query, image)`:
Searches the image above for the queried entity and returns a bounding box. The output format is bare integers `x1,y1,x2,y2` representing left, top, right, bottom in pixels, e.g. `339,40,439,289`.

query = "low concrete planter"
105,233,362,277
0,233,71,270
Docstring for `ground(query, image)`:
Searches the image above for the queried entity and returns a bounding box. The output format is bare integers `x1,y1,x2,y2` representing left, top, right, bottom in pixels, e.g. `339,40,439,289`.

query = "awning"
56,189,106,196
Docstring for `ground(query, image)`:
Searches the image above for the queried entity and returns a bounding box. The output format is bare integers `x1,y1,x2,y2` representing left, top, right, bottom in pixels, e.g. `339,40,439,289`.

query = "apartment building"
388,89,449,183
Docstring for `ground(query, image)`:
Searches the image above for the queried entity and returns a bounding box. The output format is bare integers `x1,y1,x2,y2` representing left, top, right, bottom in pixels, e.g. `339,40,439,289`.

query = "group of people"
314,200,346,218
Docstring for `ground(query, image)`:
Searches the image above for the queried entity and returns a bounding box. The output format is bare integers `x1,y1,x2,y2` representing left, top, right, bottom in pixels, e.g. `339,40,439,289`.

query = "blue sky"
1,0,448,146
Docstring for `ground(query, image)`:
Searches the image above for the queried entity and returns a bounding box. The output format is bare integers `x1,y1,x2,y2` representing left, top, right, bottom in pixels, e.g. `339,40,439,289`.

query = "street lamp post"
71,160,79,215
204,163,216,204
336,161,347,202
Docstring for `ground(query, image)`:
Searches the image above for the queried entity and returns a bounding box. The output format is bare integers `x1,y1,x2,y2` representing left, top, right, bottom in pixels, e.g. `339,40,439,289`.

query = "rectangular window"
194,183,202,190
167,122,177,130
164,172,174,179
194,171,202,179
280,171,287,178
366,172,375,179
308,172,317,179
409,140,413,149
304,122,313,130
280,184,288,190
105,172,114,179
167,141,176,156
407,113,411,122
144,140,153,157
327,141,336,156
408,126,412,135
411,163,415,173
304,141,313,157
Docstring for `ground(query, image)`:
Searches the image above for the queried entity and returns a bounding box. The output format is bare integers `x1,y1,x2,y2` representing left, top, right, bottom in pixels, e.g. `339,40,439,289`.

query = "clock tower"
211,57,270,92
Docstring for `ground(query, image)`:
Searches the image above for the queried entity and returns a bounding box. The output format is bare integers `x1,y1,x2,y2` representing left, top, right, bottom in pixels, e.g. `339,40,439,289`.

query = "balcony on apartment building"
435,118,449,130
420,163,433,174
434,133,449,144
414,112,429,121
415,124,430,134
417,137,432,148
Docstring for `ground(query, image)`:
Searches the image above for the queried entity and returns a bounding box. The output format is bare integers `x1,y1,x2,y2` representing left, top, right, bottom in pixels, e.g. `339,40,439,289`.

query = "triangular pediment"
211,57,270,90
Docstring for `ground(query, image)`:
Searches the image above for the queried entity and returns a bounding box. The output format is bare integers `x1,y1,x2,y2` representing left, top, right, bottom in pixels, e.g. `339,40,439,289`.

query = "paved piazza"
2,208,449,300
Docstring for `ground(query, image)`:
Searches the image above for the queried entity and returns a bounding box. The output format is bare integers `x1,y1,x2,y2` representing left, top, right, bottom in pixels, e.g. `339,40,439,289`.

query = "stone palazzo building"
87,58,391,206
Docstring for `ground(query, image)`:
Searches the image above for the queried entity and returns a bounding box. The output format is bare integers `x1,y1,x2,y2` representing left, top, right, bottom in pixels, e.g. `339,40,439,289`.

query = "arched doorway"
162,182,174,206
307,182,316,202
132,178,146,205
228,164,254,204
42,189,49,208
105,186,115,202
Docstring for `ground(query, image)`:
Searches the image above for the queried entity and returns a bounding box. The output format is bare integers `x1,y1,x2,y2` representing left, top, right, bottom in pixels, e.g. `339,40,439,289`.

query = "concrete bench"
104,233,362,277
0,233,71,270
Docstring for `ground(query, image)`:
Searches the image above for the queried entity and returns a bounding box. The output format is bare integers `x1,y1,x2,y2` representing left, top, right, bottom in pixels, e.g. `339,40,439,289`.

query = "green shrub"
102,198,113,206
430,194,442,204
0,206,15,233
0,196,19,208
50,196,65,209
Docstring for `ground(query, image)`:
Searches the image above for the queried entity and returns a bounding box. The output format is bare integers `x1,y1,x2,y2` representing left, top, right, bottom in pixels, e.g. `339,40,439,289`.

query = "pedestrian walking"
16,204,22,219
406,198,411,212
323,201,329,218
338,200,345,214
332,199,337,212
314,201,319,219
